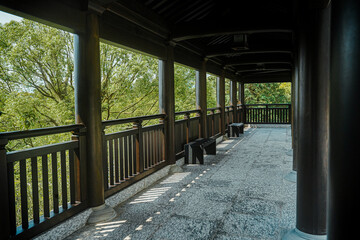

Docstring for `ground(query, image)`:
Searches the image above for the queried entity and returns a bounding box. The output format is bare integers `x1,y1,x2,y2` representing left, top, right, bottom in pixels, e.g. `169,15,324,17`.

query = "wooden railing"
174,110,200,159
102,114,166,197
0,103,289,239
206,107,222,138
0,125,88,239
244,104,291,124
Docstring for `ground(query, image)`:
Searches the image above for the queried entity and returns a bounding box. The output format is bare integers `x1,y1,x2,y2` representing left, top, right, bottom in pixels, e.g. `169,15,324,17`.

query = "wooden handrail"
0,124,84,140
174,109,200,115
102,114,166,127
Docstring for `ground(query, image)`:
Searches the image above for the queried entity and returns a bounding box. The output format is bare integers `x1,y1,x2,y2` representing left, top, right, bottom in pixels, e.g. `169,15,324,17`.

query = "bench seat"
184,138,216,164
227,123,244,137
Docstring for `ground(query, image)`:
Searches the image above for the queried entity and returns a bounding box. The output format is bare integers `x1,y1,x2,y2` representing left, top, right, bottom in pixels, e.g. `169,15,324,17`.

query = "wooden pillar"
196,59,207,139
292,46,299,172
74,13,104,208
230,79,238,122
240,82,245,123
217,70,225,135
284,2,330,239
159,43,175,164
0,139,10,238
74,13,115,222
328,0,360,238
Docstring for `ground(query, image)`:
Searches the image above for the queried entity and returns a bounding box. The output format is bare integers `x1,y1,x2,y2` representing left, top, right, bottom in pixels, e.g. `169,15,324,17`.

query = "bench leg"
240,125,244,134
193,146,204,164
204,142,216,155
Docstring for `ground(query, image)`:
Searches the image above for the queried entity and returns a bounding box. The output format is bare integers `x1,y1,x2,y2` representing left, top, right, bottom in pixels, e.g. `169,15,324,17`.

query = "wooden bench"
184,138,216,164
227,123,244,137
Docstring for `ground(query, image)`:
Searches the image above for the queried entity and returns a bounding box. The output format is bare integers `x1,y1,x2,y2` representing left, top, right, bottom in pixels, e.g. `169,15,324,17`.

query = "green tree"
245,82,291,104
174,63,196,112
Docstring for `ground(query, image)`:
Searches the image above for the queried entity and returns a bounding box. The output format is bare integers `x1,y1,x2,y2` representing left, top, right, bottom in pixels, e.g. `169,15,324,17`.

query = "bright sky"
0,11,23,24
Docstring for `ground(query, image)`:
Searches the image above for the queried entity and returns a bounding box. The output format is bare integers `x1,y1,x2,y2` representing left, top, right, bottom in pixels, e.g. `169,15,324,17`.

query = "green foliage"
174,63,196,112
100,43,159,122
207,74,217,109
245,82,291,104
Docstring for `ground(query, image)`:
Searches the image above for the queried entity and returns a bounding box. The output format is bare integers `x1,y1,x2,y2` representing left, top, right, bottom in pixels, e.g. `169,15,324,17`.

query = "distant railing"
174,110,201,159
244,104,291,124
206,107,222,138
0,124,87,239
102,114,166,197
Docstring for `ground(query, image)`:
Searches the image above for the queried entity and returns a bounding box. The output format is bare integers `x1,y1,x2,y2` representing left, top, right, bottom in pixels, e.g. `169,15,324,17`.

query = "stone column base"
284,170,297,183
169,164,183,173
283,228,326,240
87,204,116,224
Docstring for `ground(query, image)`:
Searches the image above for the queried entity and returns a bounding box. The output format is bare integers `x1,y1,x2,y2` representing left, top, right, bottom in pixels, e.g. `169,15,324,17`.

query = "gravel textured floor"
66,126,296,240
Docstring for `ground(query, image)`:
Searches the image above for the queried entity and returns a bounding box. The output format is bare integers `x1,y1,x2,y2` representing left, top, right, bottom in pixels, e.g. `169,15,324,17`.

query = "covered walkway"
63,126,295,240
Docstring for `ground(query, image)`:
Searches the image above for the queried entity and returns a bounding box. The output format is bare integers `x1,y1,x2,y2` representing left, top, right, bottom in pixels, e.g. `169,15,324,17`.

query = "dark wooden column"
328,0,360,239
159,43,175,164
284,2,330,239
196,59,207,138
217,70,225,135
74,13,115,223
74,13,104,208
240,82,245,123
0,139,10,238
230,79,238,122
292,48,299,172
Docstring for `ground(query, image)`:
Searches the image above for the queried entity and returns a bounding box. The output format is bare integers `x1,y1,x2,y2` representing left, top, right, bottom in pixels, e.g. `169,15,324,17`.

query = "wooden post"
71,127,87,202
74,12,115,223
196,59,207,139
217,71,225,135
184,113,190,143
292,47,299,171
284,2,330,239
240,82,245,123
230,79,238,123
74,13,104,208
133,120,143,172
159,43,175,164
328,0,360,239
0,138,10,239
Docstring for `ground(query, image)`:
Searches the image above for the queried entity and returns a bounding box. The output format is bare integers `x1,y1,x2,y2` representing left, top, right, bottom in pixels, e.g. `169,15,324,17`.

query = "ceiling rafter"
171,20,292,42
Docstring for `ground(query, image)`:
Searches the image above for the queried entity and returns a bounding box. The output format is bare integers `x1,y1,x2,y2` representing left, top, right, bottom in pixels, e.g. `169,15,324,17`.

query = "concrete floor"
66,126,296,240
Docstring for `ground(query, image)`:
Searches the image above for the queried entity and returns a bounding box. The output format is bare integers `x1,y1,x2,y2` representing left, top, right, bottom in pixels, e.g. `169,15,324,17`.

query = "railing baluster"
102,128,109,190
144,132,148,169
124,136,129,179
42,155,50,218
132,135,137,174
7,161,16,236
60,150,67,210
51,152,59,214
149,131,157,167
109,139,114,186
114,139,120,182
153,131,157,165
133,121,143,173
69,150,76,205
129,136,133,176
20,159,28,229
119,137,124,181
31,156,40,224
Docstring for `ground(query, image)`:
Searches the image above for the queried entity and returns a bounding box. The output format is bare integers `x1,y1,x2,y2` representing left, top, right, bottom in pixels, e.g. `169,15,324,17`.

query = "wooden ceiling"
97,0,294,82
0,0,295,82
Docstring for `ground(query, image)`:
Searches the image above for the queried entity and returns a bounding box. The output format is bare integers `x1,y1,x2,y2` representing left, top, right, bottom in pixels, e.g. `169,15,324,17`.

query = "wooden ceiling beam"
171,20,292,42
225,54,292,67
206,48,292,58
240,72,292,83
